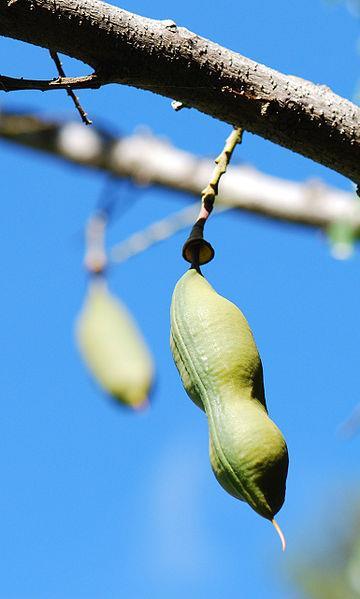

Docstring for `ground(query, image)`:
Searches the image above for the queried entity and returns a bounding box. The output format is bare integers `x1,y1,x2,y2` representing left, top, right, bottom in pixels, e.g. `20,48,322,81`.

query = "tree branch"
1,109,358,233
0,0,359,183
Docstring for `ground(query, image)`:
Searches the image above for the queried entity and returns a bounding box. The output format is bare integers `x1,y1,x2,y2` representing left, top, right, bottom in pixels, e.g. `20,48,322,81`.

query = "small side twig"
0,72,102,93
49,50,92,125
111,203,230,264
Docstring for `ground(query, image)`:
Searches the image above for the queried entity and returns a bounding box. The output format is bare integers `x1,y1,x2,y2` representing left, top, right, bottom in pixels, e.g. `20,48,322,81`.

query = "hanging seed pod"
76,277,154,409
170,268,288,547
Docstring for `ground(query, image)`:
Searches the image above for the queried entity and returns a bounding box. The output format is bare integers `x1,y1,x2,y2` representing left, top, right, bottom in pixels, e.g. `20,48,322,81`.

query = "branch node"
171,100,190,112
49,50,92,125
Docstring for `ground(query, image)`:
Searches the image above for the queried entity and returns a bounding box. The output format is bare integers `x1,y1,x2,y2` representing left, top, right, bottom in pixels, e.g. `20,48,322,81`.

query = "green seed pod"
170,268,288,545
76,278,154,409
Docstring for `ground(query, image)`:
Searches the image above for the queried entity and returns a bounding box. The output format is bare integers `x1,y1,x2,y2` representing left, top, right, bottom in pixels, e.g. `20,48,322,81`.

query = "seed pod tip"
132,397,150,412
272,518,286,552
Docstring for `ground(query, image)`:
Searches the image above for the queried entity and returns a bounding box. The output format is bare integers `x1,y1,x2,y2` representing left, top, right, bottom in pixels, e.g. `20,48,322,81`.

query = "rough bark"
1,109,358,233
0,0,359,184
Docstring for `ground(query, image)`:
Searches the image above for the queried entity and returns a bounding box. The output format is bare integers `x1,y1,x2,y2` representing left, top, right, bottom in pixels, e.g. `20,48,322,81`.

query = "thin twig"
49,51,92,125
111,203,230,264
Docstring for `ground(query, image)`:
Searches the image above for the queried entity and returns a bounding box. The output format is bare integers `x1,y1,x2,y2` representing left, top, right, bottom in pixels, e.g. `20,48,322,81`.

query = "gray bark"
0,0,359,183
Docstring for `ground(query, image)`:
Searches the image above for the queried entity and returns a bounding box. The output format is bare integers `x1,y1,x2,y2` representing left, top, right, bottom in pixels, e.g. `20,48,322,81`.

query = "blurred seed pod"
76,277,154,409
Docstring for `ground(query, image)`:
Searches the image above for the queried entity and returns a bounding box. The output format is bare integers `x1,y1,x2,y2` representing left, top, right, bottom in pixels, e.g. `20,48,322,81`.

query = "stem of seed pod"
181,127,242,266
198,126,243,222
84,213,107,274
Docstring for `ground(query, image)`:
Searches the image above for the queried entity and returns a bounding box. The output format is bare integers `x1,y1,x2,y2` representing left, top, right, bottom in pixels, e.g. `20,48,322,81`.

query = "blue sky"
0,1,360,598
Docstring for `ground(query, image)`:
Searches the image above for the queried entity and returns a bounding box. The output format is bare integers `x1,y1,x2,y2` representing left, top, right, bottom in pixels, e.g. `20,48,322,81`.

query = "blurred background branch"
1,109,359,238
